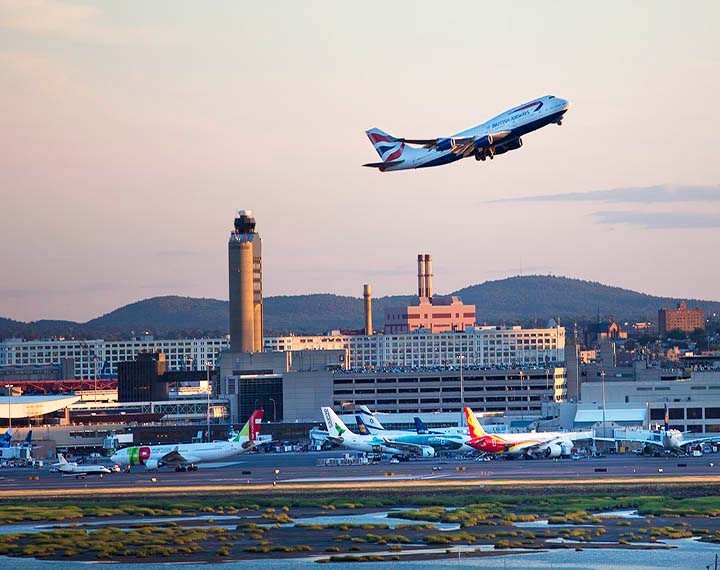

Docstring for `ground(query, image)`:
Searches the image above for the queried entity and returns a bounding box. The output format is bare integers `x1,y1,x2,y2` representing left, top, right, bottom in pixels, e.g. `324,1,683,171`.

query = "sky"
0,0,719,322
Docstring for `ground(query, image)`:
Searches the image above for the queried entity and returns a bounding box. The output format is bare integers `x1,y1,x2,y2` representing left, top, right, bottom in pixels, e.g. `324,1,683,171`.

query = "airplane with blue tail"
364,95,570,171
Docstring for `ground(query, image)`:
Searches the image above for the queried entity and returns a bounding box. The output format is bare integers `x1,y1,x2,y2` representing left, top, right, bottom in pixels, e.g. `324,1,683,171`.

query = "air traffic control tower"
228,210,263,352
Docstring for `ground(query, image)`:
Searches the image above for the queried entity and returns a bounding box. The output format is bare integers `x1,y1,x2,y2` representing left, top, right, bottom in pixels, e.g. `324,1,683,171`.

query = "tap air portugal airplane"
364,95,570,172
465,406,592,459
111,410,263,471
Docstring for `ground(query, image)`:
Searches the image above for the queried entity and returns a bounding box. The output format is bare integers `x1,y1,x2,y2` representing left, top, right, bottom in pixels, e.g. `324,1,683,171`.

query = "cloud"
593,210,720,229
490,185,720,204
0,0,147,44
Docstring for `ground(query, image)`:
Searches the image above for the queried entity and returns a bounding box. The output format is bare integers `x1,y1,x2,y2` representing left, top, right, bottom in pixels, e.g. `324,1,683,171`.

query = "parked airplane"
464,407,592,458
625,404,720,454
363,95,570,171
321,407,434,458
111,410,263,471
56,454,111,478
355,414,471,454
414,417,468,437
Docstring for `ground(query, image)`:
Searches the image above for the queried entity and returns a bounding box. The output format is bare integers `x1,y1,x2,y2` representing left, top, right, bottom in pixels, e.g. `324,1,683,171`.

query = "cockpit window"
549,95,555,99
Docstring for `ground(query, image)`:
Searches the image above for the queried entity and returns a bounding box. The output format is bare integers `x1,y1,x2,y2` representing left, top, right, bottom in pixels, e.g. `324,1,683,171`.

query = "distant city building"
583,321,627,347
117,352,169,402
658,301,705,335
265,324,565,369
0,337,228,379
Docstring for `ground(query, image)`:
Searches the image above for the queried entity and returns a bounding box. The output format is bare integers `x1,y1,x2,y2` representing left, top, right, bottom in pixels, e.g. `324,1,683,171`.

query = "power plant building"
228,210,263,353
384,254,476,334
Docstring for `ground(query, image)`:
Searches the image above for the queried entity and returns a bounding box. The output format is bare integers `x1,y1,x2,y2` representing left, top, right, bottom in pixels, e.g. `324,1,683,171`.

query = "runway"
0,452,718,498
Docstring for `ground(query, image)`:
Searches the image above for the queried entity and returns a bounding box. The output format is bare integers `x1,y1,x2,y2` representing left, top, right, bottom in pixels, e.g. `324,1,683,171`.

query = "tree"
667,329,687,340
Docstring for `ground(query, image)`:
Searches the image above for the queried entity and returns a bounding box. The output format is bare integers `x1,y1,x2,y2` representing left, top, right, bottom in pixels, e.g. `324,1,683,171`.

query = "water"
0,539,718,568
294,510,460,531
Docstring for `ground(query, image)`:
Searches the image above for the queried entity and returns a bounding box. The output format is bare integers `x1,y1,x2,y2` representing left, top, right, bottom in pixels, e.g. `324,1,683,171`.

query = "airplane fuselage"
111,441,247,467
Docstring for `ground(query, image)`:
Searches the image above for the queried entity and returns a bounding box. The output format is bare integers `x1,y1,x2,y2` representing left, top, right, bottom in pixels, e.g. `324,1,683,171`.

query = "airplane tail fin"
0,428,12,448
235,410,264,442
366,128,407,163
357,405,384,431
23,430,32,447
664,403,669,432
465,407,487,439
322,407,350,438
414,417,429,434
355,415,371,435
57,453,68,465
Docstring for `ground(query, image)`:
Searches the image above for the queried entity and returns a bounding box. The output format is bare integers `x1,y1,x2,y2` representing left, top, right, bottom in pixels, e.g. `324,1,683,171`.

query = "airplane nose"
560,98,571,111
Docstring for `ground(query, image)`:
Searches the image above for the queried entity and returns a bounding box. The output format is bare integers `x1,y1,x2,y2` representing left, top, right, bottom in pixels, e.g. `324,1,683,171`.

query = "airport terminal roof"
0,394,81,419
574,408,647,425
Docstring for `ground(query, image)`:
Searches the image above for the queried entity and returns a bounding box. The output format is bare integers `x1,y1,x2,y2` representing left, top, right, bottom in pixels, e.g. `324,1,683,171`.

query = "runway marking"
2,474,719,499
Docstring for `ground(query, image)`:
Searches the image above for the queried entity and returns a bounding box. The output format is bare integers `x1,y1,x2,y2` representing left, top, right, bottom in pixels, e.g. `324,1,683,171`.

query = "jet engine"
419,446,436,458
493,137,523,157
144,459,160,471
543,444,563,458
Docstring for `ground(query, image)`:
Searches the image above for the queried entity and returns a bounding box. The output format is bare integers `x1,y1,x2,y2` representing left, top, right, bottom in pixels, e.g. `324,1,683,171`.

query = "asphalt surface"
1,452,718,495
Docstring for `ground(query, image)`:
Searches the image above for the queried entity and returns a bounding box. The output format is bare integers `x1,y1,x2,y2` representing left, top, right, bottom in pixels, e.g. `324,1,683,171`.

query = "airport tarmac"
1,452,719,497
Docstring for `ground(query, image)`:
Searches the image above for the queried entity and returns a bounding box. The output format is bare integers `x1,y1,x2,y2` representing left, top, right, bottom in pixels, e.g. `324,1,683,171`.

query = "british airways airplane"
363,95,570,172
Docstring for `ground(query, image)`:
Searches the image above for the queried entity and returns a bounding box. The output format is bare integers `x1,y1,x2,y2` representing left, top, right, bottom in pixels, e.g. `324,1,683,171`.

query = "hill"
1,276,718,340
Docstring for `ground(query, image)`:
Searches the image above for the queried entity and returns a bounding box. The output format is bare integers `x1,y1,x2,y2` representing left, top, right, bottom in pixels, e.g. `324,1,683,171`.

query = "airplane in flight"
56,454,112,479
321,407,435,458
464,406,592,459
111,410,263,471
355,414,471,454
363,95,570,171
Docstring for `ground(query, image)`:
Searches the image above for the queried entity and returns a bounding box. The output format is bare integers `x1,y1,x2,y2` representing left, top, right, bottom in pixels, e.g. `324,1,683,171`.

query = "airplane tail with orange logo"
464,406,487,439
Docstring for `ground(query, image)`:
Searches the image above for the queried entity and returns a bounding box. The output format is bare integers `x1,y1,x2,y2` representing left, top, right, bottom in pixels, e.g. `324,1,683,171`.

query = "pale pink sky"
1,1,719,322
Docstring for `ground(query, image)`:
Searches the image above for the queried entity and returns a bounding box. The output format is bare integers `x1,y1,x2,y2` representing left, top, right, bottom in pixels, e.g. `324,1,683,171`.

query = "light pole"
4,385,12,430
458,355,465,426
518,371,525,421
269,398,277,423
600,370,607,440
205,361,212,443
93,356,99,404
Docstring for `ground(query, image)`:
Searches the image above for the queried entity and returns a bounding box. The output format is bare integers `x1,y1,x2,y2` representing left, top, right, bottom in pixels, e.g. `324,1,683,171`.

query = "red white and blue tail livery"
363,95,570,172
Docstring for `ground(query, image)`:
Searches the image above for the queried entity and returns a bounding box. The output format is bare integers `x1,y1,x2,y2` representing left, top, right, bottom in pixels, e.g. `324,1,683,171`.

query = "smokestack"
424,254,433,299
417,254,426,299
228,210,261,353
363,283,373,335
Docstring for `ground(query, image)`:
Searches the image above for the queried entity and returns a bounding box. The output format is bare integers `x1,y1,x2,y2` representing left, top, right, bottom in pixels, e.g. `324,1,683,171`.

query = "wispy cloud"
593,210,720,229
0,0,148,44
490,185,720,204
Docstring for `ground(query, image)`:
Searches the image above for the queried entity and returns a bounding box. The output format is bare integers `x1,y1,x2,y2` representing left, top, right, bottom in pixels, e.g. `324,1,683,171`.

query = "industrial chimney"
417,254,426,299
363,283,373,335
228,210,263,353
424,254,433,299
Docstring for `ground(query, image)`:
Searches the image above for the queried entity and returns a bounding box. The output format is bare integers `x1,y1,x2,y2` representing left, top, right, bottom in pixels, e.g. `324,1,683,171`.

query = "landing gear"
557,120,563,126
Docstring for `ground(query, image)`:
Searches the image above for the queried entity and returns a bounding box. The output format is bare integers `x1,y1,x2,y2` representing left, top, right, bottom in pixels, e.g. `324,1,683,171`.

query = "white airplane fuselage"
372,95,570,171
111,441,248,468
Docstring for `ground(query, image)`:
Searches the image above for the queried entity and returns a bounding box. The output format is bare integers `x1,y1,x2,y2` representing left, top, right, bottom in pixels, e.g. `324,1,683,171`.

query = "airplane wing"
679,436,720,448
381,438,432,457
401,131,513,154
157,449,201,466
